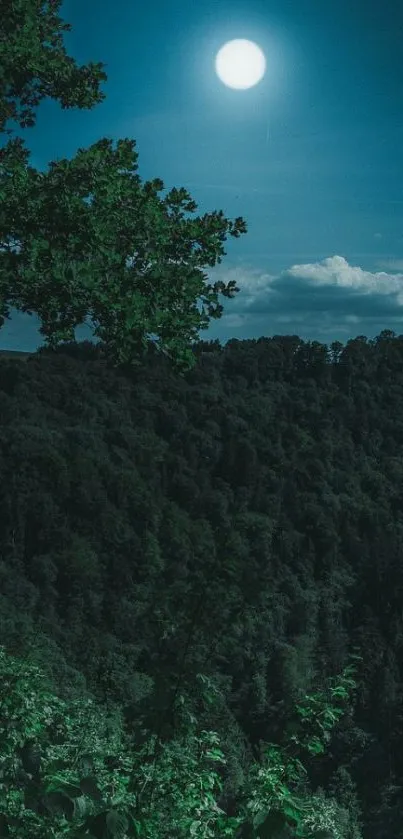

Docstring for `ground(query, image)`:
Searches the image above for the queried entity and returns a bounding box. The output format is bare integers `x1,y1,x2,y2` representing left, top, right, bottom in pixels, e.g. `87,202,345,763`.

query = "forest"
1,2,403,837
1,331,403,838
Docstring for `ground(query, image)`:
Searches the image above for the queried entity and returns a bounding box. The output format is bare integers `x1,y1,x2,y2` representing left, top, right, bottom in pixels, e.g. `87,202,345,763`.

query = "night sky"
2,0,403,352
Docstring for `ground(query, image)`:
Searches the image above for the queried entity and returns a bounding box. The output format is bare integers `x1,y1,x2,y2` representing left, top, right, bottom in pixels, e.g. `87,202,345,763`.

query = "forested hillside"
1,3,403,835
1,331,403,838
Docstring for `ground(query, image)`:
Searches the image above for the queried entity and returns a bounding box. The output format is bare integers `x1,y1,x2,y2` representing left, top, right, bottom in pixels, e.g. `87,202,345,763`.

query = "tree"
0,0,108,136
0,1,248,375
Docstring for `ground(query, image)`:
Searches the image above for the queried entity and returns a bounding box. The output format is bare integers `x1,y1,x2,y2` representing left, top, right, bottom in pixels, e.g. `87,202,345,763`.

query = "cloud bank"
206,255,403,345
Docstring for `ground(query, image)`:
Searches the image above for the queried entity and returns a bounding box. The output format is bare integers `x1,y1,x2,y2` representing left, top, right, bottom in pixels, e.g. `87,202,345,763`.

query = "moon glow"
215,39,266,90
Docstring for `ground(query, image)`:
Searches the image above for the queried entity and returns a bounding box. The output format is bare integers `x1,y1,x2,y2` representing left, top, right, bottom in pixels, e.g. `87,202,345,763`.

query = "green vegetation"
1,333,402,838
0,642,362,838
1,4,403,838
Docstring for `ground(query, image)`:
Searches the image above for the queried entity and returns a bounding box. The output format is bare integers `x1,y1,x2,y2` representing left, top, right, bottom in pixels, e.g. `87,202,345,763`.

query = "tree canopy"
3,329,402,835
0,0,247,373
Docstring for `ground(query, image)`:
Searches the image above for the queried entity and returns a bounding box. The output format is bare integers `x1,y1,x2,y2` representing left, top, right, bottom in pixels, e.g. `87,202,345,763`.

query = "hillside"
1,331,403,837
0,349,33,362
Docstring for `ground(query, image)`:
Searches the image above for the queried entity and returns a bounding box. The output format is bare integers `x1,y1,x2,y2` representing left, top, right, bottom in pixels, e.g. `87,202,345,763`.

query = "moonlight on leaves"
214,39,266,90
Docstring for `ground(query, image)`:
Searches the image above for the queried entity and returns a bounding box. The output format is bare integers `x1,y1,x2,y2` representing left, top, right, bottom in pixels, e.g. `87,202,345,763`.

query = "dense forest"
2,2,403,836
1,331,403,837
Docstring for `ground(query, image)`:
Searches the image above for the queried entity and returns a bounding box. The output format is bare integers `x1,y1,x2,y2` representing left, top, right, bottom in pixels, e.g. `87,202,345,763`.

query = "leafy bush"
0,644,363,839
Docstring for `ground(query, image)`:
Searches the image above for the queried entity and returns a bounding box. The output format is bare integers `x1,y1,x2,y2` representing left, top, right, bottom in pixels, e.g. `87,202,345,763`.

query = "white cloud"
205,253,403,346
285,255,403,295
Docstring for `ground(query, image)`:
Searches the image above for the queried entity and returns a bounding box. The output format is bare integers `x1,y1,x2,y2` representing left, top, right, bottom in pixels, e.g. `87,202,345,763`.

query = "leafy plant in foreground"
0,644,364,839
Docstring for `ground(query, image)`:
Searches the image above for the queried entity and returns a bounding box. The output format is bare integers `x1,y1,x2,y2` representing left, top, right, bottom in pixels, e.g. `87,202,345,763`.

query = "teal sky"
2,0,403,352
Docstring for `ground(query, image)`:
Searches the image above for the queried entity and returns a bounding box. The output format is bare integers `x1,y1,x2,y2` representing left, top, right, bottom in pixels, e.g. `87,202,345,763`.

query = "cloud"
214,255,403,303
3,250,403,353
204,254,403,344
284,255,403,295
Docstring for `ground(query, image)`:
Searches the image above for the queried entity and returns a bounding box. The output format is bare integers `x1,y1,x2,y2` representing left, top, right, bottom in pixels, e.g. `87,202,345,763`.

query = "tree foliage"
1,331,403,833
0,0,247,373
1,3,401,837
0,0,108,135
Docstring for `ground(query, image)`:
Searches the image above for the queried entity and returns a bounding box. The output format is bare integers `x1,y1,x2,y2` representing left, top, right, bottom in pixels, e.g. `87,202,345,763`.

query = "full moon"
215,39,266,90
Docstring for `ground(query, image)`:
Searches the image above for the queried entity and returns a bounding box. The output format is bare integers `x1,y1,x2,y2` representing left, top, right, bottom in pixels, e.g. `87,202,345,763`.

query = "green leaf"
306,738,325,755
47,778,83,799
106,809,129,837
73,794,91,821
80,774,104,802
78,753,96,774
42,789,75,820
82,811,109,838
18,739,42,775
253,808,292,839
